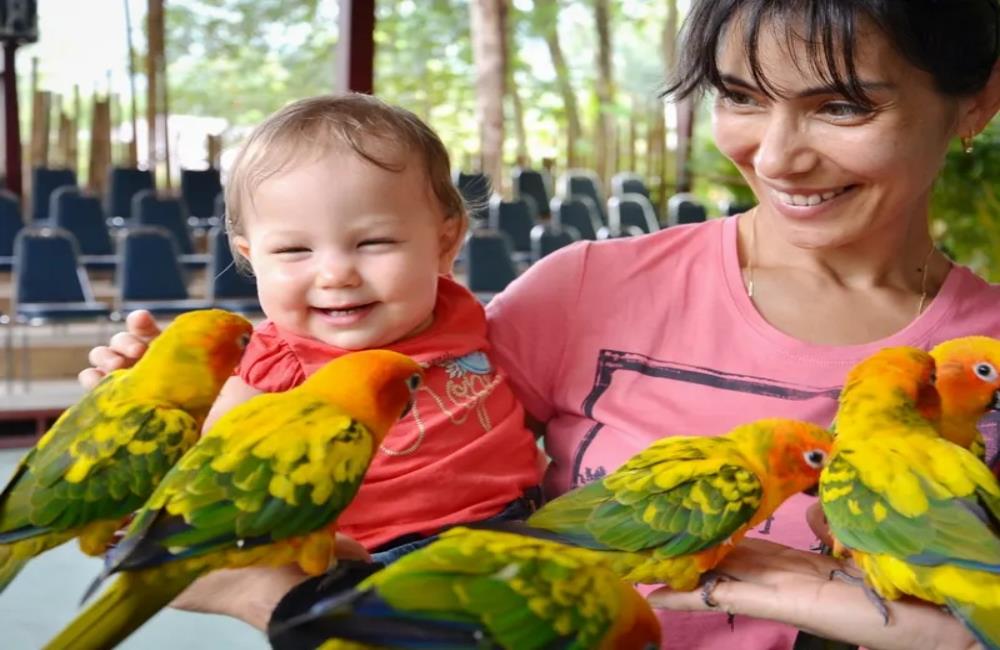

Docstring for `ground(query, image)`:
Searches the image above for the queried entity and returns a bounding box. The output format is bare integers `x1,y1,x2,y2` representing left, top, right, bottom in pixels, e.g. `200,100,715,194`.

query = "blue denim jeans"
369,486,543,566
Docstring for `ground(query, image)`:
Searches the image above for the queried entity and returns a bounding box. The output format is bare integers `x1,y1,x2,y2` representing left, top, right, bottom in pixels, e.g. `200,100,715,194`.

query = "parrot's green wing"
365,532,617,649
104,392,374,574
529,437,763,558
821,438,1000,572
0,371,199,542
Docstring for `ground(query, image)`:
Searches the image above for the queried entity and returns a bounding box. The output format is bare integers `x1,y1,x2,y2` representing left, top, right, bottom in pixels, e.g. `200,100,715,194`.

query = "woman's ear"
957,59,1000,137
438,215,468,275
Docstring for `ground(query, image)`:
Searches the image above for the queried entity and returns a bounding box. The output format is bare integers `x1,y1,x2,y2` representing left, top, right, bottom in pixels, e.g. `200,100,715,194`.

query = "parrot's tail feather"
0,545,29,594
270,589,484,650
43,571,193,650
948,600,1000,650
467,519,605,550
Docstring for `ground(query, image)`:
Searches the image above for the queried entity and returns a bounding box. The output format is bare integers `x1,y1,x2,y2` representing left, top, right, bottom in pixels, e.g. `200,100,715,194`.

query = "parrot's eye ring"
406,373,422,391
974,362,998,382
803,449,827,469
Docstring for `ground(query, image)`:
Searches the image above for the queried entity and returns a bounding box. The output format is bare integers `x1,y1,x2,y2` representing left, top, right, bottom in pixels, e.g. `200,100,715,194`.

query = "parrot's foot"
700,571,738,629
829,569,889,625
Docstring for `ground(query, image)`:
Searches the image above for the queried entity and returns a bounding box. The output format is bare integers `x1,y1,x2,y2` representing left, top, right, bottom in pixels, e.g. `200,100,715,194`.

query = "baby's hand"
78,310,162,389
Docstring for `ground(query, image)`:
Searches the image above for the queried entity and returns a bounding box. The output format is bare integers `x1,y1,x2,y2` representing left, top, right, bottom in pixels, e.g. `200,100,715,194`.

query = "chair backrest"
488,197,534,253
133,190,194,254
530,222,580,263
611,172,651,200
119,227,190,301
552,196,600,241
723,201,756,216
51,187,114,256
31,167,77,223
209,227,258,300
106,167,155,220
558,170,606,224
180,168,223,219
454,171,492,222
609,194,659,235
13,227,91,304
214,192,226,220
667,193,707,226
465,230,519,293
0,190,23,260
513,168,551,217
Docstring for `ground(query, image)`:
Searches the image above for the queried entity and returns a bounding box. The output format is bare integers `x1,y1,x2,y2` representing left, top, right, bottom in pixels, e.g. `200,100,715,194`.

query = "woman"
83,1,1000,648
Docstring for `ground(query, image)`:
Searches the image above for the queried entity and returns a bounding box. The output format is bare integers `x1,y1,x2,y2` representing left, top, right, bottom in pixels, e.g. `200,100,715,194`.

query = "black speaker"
0,0,37,44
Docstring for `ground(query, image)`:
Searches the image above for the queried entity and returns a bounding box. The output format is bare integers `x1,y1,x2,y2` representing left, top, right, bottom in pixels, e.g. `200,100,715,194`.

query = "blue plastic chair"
31,167,77,224
513,168,551,218
181,168,223,230
116,227,212,317
611,172,651,200
105,166,155,223
50,186,117,270
12,226,112,385
723,200,756,216
454,171,492,223
465,229,519,303
133,190,209,269
668,193,708,226
608,194,659,235
208,227,261,314
530,222,581,263
552,196,600,241
488,197,534,265
0,190,23,271
558,170,607,225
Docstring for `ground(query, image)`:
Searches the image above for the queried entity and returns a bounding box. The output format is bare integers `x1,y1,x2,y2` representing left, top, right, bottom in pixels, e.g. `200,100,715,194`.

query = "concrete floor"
0,449,270,650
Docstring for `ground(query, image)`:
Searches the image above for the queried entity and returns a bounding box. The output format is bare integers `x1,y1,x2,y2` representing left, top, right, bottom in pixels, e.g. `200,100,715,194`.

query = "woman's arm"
648,538,979,650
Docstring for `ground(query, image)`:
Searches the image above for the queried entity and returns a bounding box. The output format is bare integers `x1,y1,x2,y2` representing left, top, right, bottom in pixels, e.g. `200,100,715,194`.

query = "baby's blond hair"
224,93,468,270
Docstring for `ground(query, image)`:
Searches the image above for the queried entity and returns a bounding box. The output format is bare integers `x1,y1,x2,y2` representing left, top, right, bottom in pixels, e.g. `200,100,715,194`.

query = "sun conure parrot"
521,418,834,588
929,335,1000,461
267,527,662,650
0,309,252,595
42,349,422,650
819,345,1000,650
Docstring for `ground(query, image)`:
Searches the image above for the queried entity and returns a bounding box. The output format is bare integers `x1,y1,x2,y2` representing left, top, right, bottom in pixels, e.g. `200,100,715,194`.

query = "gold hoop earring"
961,135,975,154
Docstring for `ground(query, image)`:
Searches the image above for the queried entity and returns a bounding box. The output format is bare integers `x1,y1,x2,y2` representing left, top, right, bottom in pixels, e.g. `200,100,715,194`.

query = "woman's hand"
647,538,978,650
170,533,372,631
78,310,161,389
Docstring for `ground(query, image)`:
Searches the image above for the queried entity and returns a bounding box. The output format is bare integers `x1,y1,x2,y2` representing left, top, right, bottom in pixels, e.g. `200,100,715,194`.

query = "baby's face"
234,148,460,350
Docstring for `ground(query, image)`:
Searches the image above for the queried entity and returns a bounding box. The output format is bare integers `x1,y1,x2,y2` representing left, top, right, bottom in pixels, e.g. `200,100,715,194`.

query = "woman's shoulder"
935,264,1000,336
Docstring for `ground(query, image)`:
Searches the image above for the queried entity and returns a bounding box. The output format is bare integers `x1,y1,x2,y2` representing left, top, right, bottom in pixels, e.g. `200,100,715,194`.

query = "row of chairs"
4,225,259,387
31,166,223,225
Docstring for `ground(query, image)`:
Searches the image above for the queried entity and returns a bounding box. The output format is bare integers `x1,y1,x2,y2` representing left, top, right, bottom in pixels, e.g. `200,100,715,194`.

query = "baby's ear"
232,234,252,262
438,215,467,274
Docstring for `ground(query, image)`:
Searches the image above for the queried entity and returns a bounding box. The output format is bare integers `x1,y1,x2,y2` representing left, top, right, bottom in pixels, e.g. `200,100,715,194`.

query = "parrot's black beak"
401,397,415,419
802,484,819,497
990,389,1000,411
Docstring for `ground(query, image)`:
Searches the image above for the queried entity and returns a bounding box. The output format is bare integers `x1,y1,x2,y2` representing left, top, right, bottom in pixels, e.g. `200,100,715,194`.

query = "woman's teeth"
775,187,847,207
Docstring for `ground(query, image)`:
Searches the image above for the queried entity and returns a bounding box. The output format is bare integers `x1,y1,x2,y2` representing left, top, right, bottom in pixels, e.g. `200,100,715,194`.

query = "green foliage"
931,119,1000,281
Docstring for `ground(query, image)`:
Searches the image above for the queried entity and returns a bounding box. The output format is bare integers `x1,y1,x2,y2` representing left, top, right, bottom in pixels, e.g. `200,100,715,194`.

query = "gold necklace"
744,211,936,317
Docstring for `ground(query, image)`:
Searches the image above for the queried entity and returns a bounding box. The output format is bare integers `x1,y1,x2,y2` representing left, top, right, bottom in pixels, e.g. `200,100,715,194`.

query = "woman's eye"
820,102,871,119
718,90,758,108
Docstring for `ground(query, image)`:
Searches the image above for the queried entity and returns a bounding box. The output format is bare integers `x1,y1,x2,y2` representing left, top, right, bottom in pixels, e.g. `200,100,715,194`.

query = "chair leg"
20,326,31,392
3,317,13,393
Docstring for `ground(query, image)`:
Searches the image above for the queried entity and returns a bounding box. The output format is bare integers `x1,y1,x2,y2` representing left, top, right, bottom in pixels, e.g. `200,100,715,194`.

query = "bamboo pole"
88,93,112,195
124,0,139,167
206,134,222,169
147,0,163,176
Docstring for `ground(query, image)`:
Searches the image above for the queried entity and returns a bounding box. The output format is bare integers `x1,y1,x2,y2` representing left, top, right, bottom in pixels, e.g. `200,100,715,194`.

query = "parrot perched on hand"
268,527,662,650
819,345,1000,650
43,349,423,650
0,309,252,594
522,418,834,588
929,335,1000,460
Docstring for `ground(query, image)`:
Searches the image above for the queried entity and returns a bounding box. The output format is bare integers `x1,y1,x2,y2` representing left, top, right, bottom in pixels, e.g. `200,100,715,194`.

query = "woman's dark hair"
664,0,1000,104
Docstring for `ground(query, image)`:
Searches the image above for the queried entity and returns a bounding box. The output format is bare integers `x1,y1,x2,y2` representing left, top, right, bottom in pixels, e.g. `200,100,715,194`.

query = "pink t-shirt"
487,216,1000,650
236,277,542,549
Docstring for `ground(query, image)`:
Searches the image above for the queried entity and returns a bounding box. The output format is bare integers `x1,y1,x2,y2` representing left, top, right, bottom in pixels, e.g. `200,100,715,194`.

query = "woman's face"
713,16,966,251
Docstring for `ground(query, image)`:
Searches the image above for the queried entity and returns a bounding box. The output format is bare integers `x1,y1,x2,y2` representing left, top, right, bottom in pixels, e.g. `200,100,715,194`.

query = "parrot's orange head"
841,346,940,421
302,349,423,443
930,336,1000,421
143,308,253,389
741,419,834,497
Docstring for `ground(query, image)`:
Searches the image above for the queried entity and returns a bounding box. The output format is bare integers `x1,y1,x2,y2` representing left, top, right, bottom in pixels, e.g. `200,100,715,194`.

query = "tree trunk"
470,0,507,195
535,0,580,169
593,0,615,186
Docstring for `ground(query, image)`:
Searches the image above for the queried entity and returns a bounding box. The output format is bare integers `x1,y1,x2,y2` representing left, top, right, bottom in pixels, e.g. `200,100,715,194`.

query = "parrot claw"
829,569,890,625
700,571,738,629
